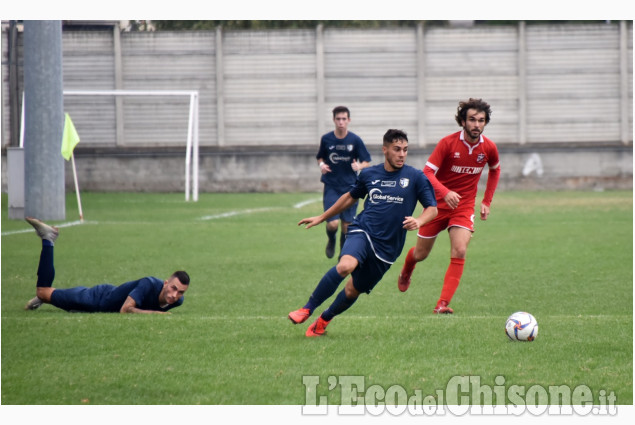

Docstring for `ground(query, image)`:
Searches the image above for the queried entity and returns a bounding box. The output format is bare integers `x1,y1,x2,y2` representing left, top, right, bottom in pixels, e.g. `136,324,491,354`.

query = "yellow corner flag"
61,113,80,160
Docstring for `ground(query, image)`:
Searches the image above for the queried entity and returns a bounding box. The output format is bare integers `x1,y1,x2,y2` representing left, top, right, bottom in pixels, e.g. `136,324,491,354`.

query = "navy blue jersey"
316,131,371,191
50,277,184,313
103,277,184,312
348,164,437,264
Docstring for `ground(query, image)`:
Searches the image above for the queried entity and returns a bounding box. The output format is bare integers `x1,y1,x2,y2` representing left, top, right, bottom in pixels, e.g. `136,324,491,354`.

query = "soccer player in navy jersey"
23,217,189,314
289,129,438,337
398,98,501,314
316,106,371,258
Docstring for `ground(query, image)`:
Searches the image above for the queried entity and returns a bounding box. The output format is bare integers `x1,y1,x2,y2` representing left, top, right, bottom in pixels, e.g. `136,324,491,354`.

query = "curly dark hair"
455,98,492,126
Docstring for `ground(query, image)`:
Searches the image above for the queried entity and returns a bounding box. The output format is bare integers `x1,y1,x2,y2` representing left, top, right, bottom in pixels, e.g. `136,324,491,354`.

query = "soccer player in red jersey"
397,98,501,314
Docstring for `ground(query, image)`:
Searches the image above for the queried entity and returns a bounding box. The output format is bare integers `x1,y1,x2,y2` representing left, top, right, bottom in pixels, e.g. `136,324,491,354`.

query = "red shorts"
418,203,476,238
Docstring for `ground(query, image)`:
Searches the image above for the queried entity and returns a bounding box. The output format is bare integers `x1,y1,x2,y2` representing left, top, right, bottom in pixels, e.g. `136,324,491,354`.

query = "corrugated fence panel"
1,29,11,147
526,24,622,143
424,26,519,146
629,24,634,137
2,23,632,149
335,101,419,147
324,29,418,145
222,29,317,145
121,31,217,146
224,102,316,145
62,31,117,146
425,98,519,144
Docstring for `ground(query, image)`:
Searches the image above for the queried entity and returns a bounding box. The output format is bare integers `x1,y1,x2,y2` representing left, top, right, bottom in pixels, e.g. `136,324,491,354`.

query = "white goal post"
63,89,200,201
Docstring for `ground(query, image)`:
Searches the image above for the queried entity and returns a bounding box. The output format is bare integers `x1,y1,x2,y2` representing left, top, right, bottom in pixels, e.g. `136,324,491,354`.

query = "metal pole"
8,21,20,147
193,93,199,202
23,20,65,220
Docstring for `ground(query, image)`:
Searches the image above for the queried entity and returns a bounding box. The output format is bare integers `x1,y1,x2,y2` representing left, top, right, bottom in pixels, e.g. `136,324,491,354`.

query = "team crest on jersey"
476,153,486,163
347,144,353,152
399,178,410,188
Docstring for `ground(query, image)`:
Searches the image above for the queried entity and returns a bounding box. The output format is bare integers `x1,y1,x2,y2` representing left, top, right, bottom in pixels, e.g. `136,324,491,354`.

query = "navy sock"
304,266,344,313
36,241,55,287
326,228,336,243
321,289,358,321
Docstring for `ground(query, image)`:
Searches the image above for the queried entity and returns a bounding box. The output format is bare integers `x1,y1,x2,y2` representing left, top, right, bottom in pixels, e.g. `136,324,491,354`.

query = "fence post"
216,25,225,147
416,22,426,147
619,20,630,145
518,21,527,145
113,24,125,146
316,23,326,139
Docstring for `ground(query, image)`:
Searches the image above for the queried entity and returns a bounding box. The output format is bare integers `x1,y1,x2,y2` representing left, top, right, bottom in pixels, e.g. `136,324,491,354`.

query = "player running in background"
23,217,189,314
289,129,437,337
316,106,371,258
397,98,501,314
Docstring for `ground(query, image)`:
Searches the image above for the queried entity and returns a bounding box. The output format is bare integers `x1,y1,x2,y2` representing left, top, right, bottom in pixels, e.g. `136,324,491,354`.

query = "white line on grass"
198,198,320,221
293,197,321,209
1,220,94,236
199,207,278,221
3,197,322,234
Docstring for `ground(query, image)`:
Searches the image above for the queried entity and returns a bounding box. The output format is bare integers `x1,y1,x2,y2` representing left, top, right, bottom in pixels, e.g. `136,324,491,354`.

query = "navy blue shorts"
340,231,391,294
323,185,358,223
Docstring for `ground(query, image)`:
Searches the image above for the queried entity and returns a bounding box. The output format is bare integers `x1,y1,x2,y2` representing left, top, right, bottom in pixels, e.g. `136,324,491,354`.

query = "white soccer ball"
505,312,538,341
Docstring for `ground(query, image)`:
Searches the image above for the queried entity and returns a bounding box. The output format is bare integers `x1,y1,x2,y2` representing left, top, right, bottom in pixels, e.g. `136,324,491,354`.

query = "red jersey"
425,130,500,209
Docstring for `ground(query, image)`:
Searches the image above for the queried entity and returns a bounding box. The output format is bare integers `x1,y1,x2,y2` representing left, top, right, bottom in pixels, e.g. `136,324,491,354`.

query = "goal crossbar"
63,89,200,201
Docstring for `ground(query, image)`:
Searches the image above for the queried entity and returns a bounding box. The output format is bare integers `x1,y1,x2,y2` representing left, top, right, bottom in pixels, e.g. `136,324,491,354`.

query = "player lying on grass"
289,129,438,337
23,217,189,314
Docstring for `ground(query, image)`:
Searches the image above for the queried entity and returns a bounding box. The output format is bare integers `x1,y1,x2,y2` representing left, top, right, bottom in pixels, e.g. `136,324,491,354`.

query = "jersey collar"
460,130,484,155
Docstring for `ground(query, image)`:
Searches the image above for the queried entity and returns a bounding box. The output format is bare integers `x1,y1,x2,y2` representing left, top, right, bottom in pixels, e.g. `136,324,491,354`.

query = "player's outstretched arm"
298,216,323,229
120,296,169,314
299,193,356,230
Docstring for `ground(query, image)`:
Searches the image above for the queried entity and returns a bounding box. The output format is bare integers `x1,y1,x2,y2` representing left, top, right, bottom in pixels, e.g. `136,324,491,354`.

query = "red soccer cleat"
288,307,311,324
433,300,454,314
305,316,331,337
397,273,411,292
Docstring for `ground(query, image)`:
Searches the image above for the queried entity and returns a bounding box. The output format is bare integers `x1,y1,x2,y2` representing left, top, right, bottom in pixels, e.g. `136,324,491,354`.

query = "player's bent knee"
413,248,431,262
451,247,468,258
336,255,358,276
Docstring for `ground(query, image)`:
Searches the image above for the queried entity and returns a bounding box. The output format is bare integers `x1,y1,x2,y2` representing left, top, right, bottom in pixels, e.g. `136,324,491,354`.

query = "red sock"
438,257,465,305
401,247,417,276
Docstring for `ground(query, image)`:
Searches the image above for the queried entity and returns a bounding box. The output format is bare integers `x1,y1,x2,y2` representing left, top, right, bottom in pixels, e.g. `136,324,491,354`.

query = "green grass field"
1,190,632,410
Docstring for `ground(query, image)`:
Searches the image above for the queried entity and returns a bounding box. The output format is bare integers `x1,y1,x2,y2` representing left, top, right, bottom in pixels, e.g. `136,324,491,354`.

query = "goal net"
62,89,200,201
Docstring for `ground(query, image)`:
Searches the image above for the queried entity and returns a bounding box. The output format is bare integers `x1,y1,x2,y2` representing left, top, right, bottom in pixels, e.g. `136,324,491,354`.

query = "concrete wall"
3,22,633,149
2,22,632,196
3,145,631,195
